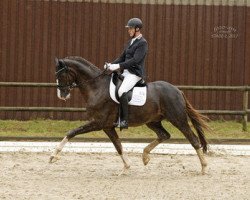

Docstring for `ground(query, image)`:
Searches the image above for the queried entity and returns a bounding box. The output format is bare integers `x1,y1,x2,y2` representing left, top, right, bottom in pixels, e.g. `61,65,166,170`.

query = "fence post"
243,90,248,131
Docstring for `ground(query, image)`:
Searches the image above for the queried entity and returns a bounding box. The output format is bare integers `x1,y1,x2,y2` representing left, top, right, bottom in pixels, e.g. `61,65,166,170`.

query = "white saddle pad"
109,76,147,106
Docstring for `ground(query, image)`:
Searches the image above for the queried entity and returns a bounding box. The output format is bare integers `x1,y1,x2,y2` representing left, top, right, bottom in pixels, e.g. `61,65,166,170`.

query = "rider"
106,18,148,129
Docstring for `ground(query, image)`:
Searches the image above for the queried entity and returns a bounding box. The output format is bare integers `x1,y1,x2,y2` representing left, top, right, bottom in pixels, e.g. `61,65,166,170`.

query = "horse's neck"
78,65,100,80
66,58,99,80
79,75,110,104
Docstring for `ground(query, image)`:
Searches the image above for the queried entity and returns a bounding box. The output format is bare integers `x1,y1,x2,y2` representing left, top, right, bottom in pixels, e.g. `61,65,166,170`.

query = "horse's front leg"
103,128,130,175
49,121,100,163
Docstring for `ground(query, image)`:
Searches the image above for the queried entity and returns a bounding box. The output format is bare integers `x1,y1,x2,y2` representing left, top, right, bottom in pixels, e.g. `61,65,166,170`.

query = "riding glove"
108,64,120,71
104,63,110,69
104,63,120,71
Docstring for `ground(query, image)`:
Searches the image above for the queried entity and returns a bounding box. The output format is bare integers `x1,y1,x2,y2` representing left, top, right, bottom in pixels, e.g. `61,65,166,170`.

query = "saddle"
109,73,147,106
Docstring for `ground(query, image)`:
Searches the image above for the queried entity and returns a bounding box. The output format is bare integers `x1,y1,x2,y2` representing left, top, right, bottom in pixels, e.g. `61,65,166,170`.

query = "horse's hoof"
124,164,130,170
142,154,150,166
201,166,207,175
201,170,206,175
117,166,130,176
49,155,60,163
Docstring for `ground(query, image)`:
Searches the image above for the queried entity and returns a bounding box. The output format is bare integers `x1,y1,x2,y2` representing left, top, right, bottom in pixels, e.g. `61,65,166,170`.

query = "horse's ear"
58,59,69,71
55,57,59,65
58,59,64,69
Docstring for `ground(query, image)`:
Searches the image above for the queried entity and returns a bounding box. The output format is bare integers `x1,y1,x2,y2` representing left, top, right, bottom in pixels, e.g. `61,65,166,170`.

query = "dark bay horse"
50,56,209,175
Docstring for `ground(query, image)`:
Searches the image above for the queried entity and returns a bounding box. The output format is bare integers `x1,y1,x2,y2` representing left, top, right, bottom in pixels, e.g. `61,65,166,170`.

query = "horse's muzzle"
57,88,71,101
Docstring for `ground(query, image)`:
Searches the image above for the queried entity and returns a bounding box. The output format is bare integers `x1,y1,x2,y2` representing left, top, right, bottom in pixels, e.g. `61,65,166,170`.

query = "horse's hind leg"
172,120,207,174
143,121,171,165
185,127,207,174
103,128,130,175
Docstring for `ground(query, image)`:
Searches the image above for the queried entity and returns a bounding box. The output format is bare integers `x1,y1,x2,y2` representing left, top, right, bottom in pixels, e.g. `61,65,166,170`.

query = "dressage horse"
50,56,209,175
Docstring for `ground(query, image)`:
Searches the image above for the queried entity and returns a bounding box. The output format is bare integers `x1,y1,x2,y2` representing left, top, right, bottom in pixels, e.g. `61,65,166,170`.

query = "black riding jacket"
112,36,148,78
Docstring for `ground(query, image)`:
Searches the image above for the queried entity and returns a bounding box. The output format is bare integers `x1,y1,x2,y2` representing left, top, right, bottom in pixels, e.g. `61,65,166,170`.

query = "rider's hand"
104,63,110,69
109,64,120,71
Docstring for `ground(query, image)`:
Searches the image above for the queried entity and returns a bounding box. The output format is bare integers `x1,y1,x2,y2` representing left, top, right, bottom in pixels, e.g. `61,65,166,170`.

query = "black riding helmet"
125,18,143,30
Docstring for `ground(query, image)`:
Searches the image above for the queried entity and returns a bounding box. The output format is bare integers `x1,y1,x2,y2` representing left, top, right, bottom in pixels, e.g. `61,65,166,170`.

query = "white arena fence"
0,142,249,156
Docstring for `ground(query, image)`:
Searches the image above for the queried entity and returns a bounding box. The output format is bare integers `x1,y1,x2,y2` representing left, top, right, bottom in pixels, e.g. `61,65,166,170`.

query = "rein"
76,68,108,87
56,62,107,89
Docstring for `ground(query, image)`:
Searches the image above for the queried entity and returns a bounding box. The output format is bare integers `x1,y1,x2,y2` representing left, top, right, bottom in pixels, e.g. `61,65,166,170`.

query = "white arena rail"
0,142,249,156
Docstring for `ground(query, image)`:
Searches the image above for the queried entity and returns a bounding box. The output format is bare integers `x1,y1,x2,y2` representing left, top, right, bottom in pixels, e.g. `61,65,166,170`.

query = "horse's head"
55,58,77,101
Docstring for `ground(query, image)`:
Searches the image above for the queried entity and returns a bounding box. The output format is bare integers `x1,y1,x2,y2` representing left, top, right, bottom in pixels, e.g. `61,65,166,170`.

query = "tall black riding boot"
118,93,128,129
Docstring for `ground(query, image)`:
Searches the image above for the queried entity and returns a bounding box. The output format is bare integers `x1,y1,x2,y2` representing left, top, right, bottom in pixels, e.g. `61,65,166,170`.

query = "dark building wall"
0,0,249,120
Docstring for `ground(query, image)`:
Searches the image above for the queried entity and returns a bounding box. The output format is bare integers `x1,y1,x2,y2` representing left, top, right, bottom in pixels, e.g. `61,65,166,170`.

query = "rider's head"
125,18,143,38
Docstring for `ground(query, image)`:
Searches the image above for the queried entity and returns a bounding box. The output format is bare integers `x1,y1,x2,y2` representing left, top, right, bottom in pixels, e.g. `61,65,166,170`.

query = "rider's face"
127,27,135,38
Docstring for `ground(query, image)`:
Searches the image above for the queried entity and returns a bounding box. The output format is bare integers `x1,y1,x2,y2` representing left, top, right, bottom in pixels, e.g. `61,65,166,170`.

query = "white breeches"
118,69,141,97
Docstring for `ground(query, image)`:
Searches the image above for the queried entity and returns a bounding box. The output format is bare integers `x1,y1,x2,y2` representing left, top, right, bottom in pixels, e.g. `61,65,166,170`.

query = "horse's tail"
182,92,209,153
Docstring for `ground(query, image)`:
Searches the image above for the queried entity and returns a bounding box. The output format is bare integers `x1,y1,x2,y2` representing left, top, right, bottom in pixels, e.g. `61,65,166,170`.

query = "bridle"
55,61,107,90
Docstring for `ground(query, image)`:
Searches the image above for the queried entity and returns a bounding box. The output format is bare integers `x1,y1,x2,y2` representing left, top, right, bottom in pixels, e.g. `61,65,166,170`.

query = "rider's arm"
119,41,147,70
112,50,126,64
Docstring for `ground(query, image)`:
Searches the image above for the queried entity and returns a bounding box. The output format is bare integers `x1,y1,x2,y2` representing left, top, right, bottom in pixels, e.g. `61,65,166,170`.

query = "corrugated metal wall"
0,0,249,120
